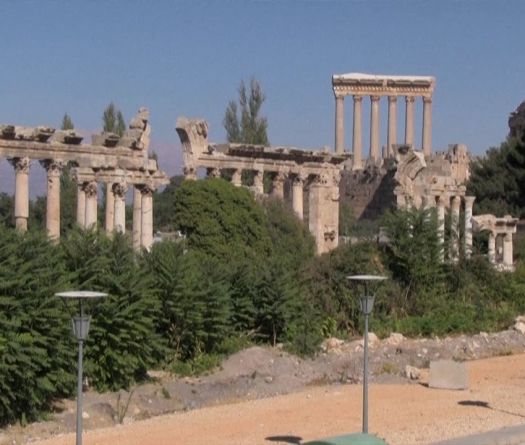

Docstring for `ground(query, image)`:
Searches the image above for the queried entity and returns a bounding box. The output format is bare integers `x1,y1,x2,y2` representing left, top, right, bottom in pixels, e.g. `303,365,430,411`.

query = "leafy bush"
61,229,165,391
0,227,74,425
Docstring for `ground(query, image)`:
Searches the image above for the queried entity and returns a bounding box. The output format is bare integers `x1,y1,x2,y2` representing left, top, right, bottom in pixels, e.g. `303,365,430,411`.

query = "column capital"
206,167,220,178
388,95,398,103
112,182,128,198
370,95,380,102
423,96,433,104
139,184,155,197
334,93,345,100
273,171,286,183
464,195,476,206
451,195,462,208
437,194,448,206
292,172,307,184
10,157,31,173
40,159,64,176
405,96,415,103
83,181,98,198
353,95,364,103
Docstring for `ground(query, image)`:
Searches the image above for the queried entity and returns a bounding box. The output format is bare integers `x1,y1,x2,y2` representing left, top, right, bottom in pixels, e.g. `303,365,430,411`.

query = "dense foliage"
467,136,525,217
2,174,525,426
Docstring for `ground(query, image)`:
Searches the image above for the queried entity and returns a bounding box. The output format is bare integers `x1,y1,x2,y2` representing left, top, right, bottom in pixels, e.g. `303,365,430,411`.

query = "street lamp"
56,291,107,445
347,275,387,434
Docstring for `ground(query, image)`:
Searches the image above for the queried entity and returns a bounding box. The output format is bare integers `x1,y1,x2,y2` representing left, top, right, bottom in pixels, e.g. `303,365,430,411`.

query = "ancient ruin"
332,73,435,165
0,107,169,250
176,117,345,254
176,72,518,269
472,214,518,271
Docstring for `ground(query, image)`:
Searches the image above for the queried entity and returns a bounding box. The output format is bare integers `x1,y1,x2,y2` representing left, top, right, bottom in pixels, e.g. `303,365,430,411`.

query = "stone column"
84,181,98,229
370,95,380,162
272,172,285,199
231,169,242,187
437,195,447,261
352,95,363,170
488,232,496,264
405,96,415,147
335,95,345,154
132,187,142,251
206,167,220,179
464,196,475,259
140,185,154,250
105,184,115,233
253,170,264,195
387,96,397,157
292,173,305,220
10,157,30,232
41,160,63,241
422,96,432,157
113,182,127,234
77,184,86,228
451,196,461,261
503,233,514,268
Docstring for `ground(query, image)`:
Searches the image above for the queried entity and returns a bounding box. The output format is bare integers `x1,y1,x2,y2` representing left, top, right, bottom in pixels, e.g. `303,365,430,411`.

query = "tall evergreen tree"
102,102,126,136
59,113,78,233
223,78,269,145
61,113,74,130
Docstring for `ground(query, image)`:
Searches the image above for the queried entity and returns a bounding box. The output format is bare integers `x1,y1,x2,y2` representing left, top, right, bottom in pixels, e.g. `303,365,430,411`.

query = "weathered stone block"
429,359,468,390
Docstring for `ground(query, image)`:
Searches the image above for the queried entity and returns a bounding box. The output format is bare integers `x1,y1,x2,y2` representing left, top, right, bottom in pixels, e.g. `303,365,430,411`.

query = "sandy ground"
30,353,525,445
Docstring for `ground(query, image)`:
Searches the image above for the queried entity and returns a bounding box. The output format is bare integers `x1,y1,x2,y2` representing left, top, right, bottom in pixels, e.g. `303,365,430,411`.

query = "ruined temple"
177,72,518,269
0,108,169,250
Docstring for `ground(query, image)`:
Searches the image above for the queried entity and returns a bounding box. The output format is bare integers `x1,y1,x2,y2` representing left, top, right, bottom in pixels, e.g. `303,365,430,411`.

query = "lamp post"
347,275,387,434
56,291,107,445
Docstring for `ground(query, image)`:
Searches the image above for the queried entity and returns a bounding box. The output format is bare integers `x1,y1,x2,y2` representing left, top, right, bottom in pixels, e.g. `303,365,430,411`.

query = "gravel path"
29,353,525,445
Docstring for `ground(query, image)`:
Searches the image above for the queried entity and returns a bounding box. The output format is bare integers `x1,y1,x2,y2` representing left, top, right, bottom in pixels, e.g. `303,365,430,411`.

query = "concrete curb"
429,423,525,445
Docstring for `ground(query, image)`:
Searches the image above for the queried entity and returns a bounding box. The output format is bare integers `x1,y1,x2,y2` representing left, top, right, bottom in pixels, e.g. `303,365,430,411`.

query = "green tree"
61,113,74,130
61,230,165,391
172,178,272,261
467,136,525,218
380,207,444,314
0,227,75,425
223,78,269,145
103,102,126,136
59,113,79,233
145,241,232,360
153,175,185,232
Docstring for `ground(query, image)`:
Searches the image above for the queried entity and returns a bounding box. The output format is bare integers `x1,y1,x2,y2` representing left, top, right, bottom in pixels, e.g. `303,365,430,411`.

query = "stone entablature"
332,72,436,165
176,117,344,254
0,108,169,249
332,73,435,97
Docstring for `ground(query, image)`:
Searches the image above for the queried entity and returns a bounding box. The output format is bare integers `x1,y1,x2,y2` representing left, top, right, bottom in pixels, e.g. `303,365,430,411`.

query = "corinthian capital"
112,182,128,198
10,157,31,174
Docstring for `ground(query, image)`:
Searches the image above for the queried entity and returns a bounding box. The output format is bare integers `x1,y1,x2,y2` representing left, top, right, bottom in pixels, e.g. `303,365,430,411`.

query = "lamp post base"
303,432,388,445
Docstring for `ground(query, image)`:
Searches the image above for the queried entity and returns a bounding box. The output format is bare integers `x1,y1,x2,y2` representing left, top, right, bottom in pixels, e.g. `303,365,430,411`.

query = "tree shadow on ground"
458,400,525,419
265,435,302,444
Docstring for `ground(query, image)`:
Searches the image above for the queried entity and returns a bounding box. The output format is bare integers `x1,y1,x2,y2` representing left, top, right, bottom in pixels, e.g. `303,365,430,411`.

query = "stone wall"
339,165,397,221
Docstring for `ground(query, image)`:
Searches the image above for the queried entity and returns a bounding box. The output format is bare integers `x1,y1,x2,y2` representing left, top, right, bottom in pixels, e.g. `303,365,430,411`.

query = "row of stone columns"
434,194,475,262
76,181,154,250
7,156,155,250
207,168,306,220
335,94,432,167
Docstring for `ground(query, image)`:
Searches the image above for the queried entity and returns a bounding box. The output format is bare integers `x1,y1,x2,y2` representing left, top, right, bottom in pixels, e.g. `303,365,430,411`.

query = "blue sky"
0,1,523,194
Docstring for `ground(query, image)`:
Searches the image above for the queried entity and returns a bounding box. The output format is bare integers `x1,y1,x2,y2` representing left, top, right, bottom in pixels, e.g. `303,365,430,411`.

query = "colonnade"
205,167,309,221
8,156,157,250
332,73,436,169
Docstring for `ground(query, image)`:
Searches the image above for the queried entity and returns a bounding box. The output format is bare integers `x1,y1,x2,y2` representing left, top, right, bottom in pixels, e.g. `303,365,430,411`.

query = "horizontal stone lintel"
333,85,434,97
211,143,348,165
195,157,342,178
0,141,154,171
